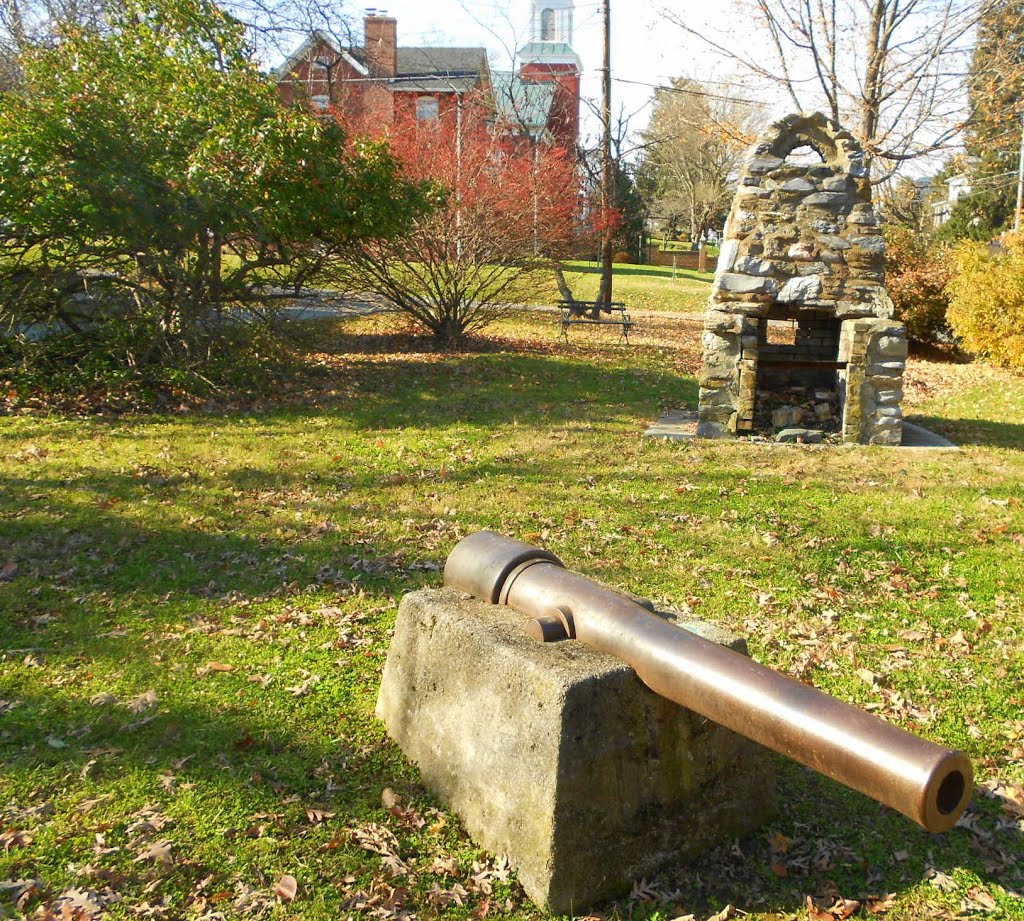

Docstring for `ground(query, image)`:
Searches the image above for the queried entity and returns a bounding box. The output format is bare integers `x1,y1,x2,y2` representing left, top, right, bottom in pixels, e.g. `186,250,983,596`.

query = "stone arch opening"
782,144,825,166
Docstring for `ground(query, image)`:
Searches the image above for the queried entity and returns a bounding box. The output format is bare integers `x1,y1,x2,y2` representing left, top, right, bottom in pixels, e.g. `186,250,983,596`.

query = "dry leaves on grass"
38,886,121,920
805,895,860,921
979,778,1024,818
124,690,158,714
133,840,173,865
195,662,234,678
285,672,321,697
0,829,32,851
351,822,401,857
274,875,298,902
427,881,469,908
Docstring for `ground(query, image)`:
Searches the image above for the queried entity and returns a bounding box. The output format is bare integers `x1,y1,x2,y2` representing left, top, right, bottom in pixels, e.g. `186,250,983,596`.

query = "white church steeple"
532,0,574,46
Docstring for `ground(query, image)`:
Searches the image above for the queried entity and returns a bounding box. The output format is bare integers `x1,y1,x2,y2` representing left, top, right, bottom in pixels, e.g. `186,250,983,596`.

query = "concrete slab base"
644,410,958,450
377,589,776,913
643,408,699,441
900,421,959,449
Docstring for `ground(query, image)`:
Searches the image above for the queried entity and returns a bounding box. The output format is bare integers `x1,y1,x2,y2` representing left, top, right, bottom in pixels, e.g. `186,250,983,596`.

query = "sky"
328,0,769,146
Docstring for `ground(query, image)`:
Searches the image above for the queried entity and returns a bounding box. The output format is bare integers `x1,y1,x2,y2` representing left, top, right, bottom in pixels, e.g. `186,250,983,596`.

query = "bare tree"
639,78,761,242
664,0,981,175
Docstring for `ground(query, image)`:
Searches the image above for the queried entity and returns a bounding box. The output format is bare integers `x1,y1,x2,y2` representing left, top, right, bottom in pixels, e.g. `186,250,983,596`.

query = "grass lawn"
530,261,714,315
1,312,1023,921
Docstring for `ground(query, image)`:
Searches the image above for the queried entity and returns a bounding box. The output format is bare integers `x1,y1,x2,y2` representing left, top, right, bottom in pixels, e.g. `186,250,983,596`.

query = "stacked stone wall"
697,112,907,445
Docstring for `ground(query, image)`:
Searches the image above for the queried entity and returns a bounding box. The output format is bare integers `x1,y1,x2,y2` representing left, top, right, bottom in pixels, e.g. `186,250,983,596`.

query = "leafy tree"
938,0,1024,238
0,0,427,379
333,108,581,343
883,224,954,344
637,79,755,244
947,234,1024,371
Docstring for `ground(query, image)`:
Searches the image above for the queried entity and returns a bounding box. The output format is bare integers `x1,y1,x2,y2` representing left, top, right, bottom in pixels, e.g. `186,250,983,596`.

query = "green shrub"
0,0,428,398
884,225,955,345
947,235,1024,372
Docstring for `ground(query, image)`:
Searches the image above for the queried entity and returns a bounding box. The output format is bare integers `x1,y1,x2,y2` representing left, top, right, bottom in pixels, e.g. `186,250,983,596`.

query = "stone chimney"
364,11,397,78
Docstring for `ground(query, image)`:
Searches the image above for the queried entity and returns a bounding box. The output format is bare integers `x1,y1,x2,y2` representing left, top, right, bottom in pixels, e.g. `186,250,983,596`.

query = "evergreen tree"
943,0,1024,238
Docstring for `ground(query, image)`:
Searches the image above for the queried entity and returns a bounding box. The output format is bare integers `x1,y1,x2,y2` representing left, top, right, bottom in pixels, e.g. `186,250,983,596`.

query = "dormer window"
541,8,556,40
416,96,439,122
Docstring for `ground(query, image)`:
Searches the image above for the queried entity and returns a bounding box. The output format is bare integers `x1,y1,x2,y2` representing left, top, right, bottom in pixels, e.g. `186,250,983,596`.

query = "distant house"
275,3,582,152
932,173,973,227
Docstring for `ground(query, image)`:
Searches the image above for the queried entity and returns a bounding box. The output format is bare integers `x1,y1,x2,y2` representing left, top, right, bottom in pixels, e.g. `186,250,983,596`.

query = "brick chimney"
364,11,397,78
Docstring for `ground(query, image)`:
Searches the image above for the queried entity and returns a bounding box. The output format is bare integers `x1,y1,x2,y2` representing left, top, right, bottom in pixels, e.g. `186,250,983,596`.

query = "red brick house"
275,3,582,152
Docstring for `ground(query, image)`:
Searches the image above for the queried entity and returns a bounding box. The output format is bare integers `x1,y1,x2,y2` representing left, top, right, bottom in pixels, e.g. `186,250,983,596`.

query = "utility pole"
1015,108,1024,234
595,0,614,316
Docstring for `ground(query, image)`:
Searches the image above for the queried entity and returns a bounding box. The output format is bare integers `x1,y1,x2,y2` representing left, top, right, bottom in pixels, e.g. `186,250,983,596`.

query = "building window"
541,8,557,40
416,96,439,122
311,94,330,111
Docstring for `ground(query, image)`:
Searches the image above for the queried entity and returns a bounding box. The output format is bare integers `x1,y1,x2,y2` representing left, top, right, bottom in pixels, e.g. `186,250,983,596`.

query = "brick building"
275,2,582,152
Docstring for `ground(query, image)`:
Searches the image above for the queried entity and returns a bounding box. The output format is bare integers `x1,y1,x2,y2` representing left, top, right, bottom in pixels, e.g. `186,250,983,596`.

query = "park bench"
558,300,633,343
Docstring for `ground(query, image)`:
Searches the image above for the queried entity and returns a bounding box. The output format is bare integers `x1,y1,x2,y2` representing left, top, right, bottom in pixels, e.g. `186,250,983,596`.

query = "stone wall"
697,112,907,444
838,318,908,445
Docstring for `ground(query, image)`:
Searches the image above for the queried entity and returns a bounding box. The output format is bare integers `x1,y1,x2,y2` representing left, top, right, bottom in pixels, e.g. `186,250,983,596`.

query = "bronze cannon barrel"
444,531,973,834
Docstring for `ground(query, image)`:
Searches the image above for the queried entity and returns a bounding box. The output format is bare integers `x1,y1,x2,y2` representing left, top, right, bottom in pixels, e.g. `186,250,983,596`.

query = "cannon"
445,531,973,834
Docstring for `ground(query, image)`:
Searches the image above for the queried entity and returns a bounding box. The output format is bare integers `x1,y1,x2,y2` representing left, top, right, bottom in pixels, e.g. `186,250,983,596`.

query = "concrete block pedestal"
376,589,777,913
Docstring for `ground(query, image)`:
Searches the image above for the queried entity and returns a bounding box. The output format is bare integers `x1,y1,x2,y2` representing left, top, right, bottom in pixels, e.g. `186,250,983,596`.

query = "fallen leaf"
832,899,861,920
707,905,735,921
125,690,158,714
805,896,833,921
430,856,459,876
197,661,234,677
133,840,173,865
866,893,898,915
0,561,18,582
275,875,298,902
965,887,998,912
50,887,114,919
351,823,399,857
90,692,119,707
927,868,958,892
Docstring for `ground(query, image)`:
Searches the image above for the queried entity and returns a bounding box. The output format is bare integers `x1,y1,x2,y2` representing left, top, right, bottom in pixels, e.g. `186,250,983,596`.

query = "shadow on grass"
2,480,1020,915
290,348,699,431
909,415,1024,450
0,347,699,439
2,675,1019,920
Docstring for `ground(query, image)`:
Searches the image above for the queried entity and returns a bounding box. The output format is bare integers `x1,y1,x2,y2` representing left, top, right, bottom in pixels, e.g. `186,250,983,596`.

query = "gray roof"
391,75,483,94
396,47,488,78
491,72,556,133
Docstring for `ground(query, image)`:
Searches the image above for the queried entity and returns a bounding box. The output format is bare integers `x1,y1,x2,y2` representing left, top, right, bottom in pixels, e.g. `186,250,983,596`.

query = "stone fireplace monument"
697,113,908,445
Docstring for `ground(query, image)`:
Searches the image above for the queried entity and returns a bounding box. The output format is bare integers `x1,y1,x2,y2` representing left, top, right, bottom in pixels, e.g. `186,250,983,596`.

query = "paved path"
278,295,705,324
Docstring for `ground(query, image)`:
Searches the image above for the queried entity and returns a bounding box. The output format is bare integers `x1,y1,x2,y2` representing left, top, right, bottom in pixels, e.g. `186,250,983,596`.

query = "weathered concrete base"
377,589,776,913
643,408,699,441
